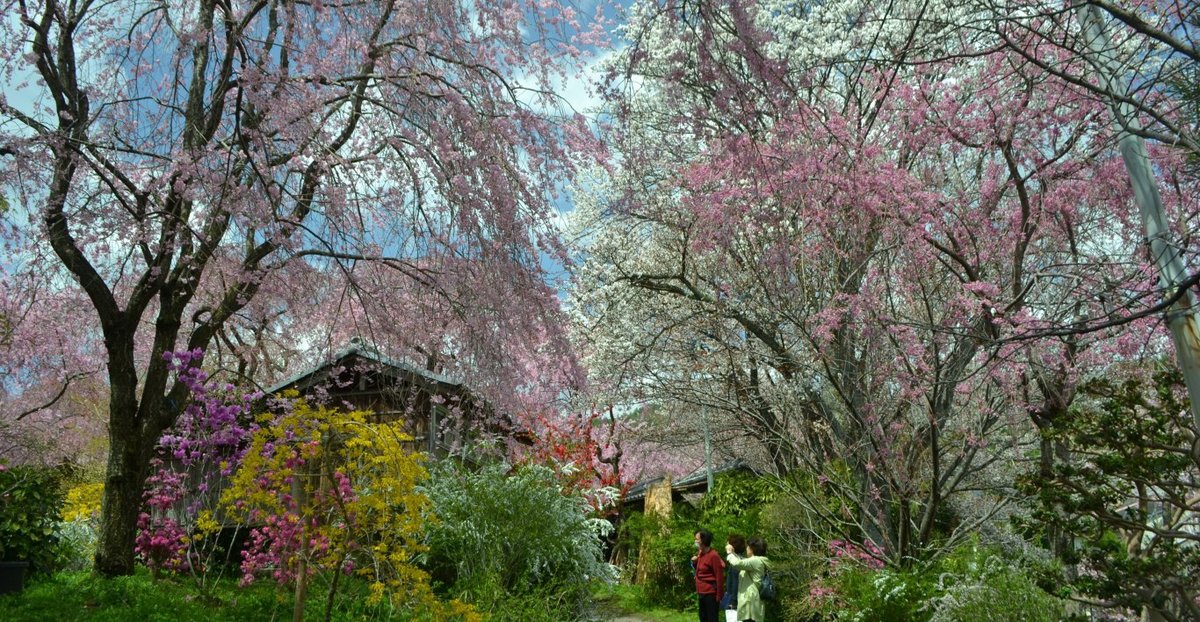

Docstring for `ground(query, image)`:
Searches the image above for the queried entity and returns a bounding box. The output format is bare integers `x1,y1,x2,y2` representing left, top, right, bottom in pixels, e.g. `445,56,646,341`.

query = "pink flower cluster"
239,513,334,586
828,539,885,571
134,512,191,574
808,582,838,601
237,435,360,587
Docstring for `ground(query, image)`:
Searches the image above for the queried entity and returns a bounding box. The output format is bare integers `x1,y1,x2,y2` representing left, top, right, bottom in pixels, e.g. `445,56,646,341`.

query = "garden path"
586,598,659,622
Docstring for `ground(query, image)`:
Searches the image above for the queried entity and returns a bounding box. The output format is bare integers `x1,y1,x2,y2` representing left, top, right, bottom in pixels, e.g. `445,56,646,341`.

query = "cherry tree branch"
14,371,90,420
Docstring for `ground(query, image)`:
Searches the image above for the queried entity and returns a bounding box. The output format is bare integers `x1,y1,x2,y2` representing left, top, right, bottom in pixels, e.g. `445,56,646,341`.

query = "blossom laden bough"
0,0,606,577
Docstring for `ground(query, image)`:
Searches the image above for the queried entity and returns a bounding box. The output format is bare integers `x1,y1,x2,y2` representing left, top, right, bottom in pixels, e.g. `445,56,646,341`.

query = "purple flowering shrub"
135,349,258,582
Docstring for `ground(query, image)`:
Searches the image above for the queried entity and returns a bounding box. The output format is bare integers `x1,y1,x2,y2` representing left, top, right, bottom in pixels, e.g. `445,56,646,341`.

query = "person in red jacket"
691,529,725,622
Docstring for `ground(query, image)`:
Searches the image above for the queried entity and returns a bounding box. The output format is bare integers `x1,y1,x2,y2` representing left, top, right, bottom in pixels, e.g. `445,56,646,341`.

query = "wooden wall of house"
326,380,446,456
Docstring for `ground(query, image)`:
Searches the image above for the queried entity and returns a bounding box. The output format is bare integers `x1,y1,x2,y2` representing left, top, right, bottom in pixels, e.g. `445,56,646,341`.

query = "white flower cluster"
758,0,977,67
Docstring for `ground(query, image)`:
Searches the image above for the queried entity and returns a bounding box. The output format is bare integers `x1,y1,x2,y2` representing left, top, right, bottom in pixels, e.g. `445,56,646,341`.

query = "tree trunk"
93,405,149,576
92,330,163,577
855,460,889,554
1035,432,1076,573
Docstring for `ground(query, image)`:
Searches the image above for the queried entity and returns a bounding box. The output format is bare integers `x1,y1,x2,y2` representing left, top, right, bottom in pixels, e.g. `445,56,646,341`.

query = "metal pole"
1073,3,1200,440
702,409,714,492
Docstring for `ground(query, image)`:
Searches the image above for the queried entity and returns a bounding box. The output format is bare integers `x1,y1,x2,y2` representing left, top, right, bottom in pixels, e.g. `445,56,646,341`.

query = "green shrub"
927,554,1063,622
421,462,614,618
55,519,99,572
618,511,699,611
701,471,778,517
1015,368,1200,618
796,544,1065,622
758,469,865,620
826,565,938,622
465,581,600,622
0,465,68,575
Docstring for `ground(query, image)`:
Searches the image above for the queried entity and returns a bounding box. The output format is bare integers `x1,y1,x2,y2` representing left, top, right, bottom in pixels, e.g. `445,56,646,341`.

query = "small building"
199,339,499,566
623,459,757,514
264,337,490,457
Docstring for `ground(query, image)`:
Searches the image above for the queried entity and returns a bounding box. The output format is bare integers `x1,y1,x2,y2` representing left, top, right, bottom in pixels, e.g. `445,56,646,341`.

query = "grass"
0,573,691,619
0,568,408,621
1,569,621,622
590,582,696,622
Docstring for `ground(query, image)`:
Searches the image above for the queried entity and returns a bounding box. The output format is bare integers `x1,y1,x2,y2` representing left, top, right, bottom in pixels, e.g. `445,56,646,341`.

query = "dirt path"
586,598,660,622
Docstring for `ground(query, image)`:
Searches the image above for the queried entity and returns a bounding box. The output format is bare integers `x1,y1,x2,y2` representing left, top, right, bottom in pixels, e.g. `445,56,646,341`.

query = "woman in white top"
724,536,769,622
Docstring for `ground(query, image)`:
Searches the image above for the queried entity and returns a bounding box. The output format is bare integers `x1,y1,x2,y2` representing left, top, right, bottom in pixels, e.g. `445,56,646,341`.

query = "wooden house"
264,337,490,457
198,338,496,565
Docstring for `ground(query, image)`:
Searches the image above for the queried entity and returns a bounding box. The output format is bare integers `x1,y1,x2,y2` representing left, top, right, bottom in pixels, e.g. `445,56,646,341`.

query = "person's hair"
748,536,767,557
696,529,714,547
727,533,747,556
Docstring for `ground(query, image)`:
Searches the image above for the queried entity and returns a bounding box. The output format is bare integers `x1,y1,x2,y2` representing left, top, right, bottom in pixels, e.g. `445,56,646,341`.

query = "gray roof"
624,459,753,502
265,337,462,395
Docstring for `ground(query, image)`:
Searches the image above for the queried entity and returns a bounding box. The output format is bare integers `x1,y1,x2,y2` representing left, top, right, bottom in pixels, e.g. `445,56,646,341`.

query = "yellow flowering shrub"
62,482,104,523
222,398,478,621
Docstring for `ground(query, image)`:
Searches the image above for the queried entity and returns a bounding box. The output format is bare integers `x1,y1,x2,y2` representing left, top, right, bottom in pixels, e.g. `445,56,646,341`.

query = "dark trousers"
697,593,719,622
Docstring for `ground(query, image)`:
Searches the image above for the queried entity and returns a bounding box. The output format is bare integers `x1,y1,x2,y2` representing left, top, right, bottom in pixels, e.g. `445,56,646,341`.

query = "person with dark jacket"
719,534,746,620
725,536,770,622
691,529,724,622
